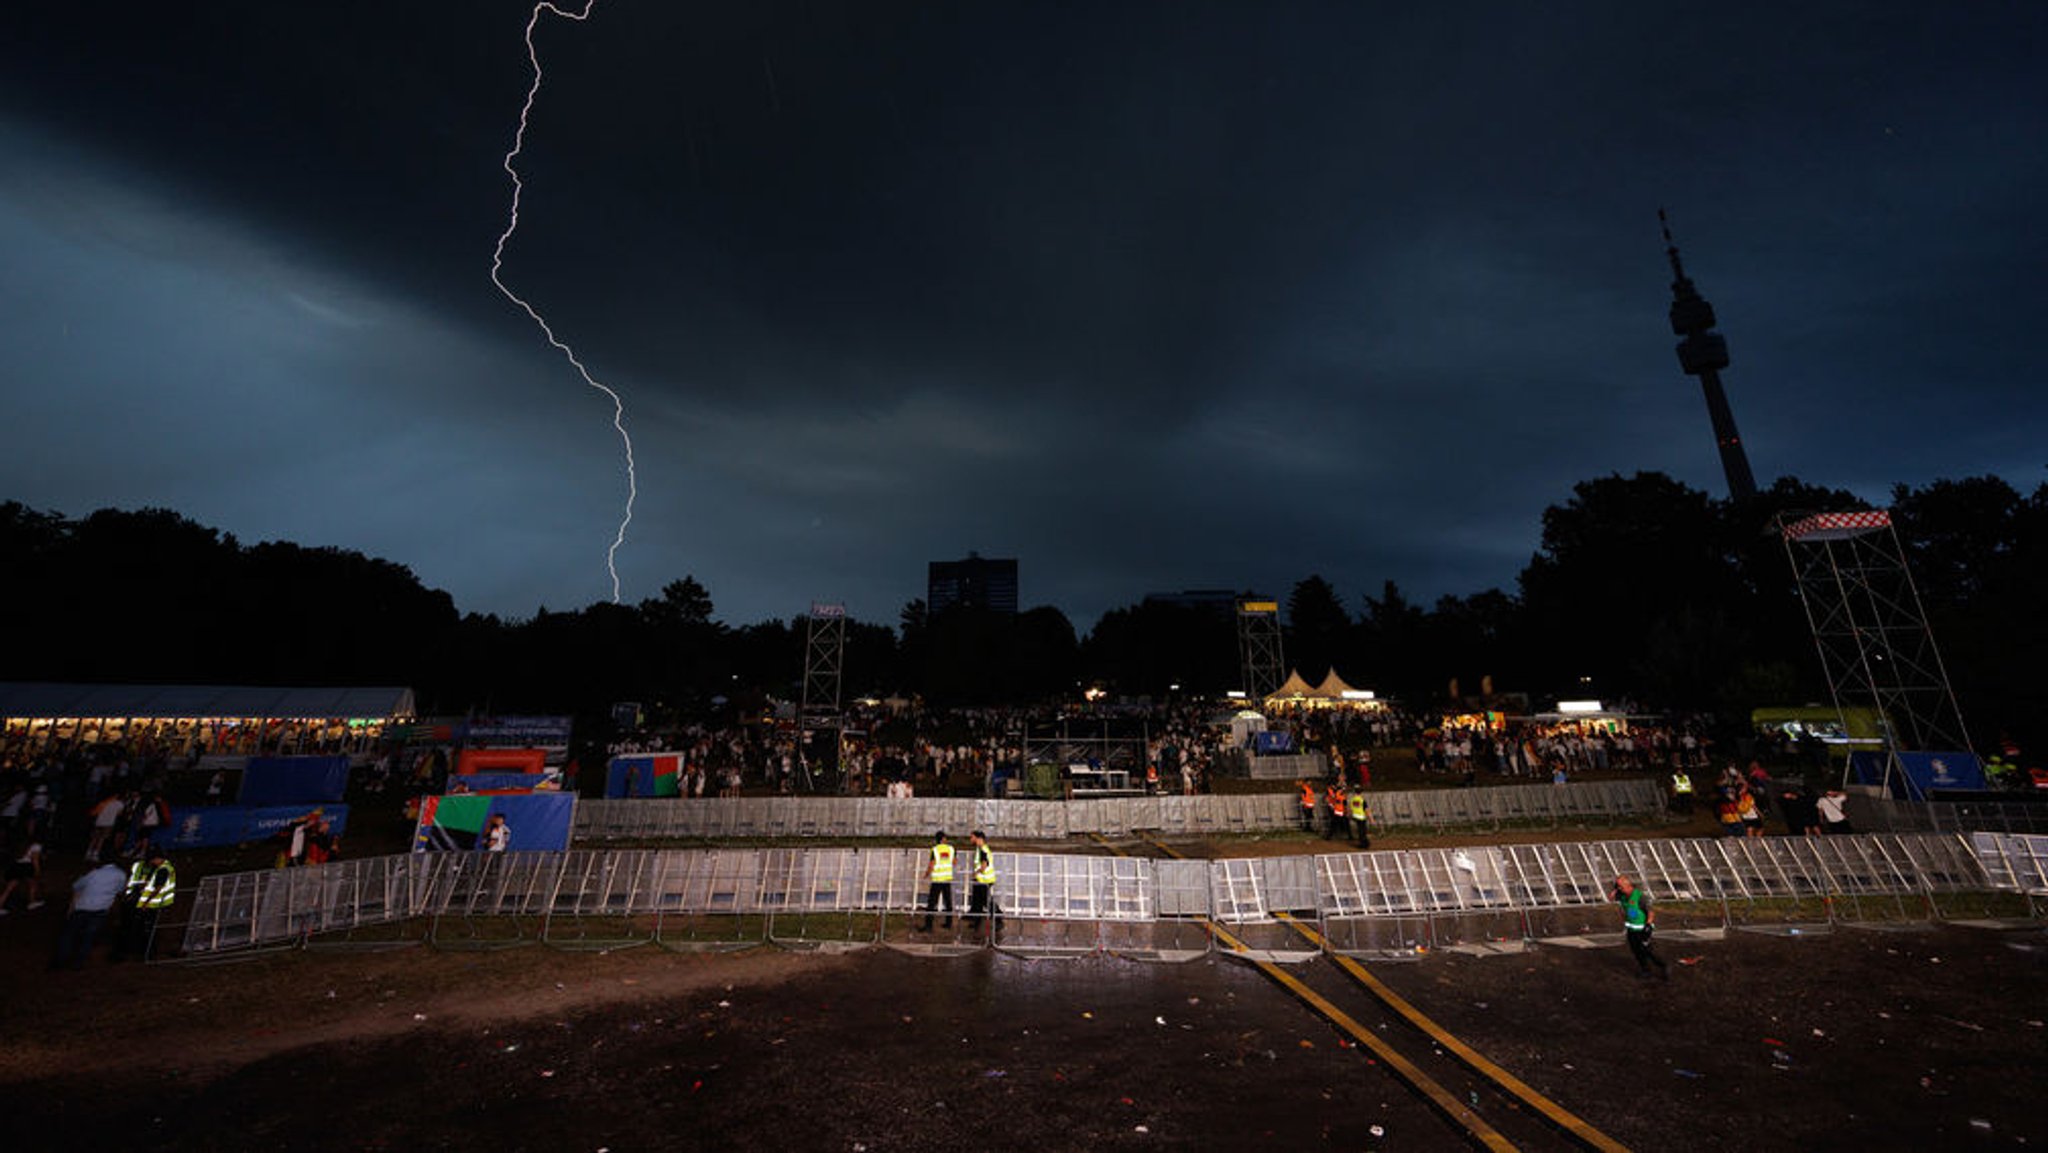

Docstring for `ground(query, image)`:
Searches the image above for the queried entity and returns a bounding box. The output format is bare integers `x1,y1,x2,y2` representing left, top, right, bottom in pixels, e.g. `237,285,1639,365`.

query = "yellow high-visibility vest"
929,843,955,882
1347,792,1368,821
128,861,177,909
973,845,996,885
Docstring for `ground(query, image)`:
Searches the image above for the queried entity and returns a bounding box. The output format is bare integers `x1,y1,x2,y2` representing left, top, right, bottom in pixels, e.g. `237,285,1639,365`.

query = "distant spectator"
1738,786,1765,837
0,837,45,914
1815,789,1853,835
85,791,126,863
483,813,511,853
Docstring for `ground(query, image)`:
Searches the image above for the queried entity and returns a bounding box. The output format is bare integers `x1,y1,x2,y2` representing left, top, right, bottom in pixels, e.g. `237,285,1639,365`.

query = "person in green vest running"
1611,874,1668,980
919,831,955,931
967,829,1003,941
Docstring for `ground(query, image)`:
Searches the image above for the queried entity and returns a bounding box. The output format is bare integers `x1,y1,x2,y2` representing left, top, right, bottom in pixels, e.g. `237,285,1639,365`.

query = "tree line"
2,469,2042,751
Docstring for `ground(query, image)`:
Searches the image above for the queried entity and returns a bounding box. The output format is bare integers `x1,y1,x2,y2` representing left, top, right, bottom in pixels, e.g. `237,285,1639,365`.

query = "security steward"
1323,780,1347,840
112,849,176,962
919,831,955,931
1347,787,1372,849
1670,769,1695,814
1611,874,1669,979
967,829,1003,941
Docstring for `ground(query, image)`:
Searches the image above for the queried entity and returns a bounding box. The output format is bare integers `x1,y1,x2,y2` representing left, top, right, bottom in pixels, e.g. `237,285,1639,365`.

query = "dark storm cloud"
2,2,2044,627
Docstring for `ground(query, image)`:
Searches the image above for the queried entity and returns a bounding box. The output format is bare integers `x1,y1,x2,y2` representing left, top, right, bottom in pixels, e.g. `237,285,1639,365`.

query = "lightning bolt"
490,0,635,604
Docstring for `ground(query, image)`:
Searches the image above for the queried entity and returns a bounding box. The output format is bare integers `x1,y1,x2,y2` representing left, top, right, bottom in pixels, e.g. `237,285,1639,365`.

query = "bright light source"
1557,700,1603,714
1225,691,1248,700
1340,690,1376,701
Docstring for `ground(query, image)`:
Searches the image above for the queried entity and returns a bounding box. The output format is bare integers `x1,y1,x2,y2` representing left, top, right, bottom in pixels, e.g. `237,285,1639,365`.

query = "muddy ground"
4,915,2046,1152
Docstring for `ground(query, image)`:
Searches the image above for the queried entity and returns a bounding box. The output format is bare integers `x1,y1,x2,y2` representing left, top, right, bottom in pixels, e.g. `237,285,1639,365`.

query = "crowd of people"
1677,761,1855,838
600,701,1246,800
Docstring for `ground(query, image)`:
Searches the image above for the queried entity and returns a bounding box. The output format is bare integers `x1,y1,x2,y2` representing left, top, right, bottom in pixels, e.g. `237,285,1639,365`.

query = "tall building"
1661,210,1759,502
928,553,1018,615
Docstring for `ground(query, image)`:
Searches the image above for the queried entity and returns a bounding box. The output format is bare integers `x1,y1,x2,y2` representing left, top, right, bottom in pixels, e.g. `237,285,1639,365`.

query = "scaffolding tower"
798,602,847,793
1236,599,1286,704
1781,510,1974,796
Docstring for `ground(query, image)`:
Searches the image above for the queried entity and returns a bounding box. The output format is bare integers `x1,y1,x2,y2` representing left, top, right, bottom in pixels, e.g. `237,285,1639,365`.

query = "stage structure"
1236,599,1286,704
1781,509,1976,797
797,601,847,793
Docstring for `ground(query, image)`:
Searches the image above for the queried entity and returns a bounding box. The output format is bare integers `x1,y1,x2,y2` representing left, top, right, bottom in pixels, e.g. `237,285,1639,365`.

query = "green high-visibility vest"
1672,773,1694,794
1619,888,1648,929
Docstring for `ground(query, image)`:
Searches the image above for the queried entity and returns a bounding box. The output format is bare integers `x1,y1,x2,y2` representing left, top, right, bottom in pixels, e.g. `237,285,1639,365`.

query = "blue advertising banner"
238,756,351,806
166,803,350,850
1846,750,1986,799
412,792,576,852
1897,751,1986,799
459,716,574,746
1250,731,1295,754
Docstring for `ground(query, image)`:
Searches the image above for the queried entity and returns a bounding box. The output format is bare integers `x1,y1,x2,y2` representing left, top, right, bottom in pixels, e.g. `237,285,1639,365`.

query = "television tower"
1660,210,1758,502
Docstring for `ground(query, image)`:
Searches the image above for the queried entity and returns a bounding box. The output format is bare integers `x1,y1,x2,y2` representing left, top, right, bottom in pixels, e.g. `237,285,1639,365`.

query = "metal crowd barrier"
178,831,2022,959
1929,801,2048,836
1970,833,2048,899
571,780,1665,843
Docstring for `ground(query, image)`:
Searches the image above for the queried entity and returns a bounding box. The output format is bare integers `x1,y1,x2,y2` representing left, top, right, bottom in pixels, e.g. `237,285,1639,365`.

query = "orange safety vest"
1325,784,1344,812
1298,782,1316,810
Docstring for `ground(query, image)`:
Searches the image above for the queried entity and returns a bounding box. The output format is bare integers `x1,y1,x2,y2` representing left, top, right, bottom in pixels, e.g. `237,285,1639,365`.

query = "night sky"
3,3,2043,627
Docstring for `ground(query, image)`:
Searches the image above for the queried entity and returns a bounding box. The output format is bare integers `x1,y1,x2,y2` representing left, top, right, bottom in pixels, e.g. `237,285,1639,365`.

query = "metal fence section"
1929,801,2048,836
1971,833,2048,896
176,832,2018,957
572,781,1666,843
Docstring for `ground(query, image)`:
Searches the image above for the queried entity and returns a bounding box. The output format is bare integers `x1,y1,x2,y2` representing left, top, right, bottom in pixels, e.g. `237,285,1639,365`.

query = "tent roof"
1265,671,1316,700
1311,670,1359,698
0,683,416,720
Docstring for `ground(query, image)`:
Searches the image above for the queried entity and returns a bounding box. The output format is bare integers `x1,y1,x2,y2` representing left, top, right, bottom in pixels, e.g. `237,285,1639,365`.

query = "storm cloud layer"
2,2,2042,625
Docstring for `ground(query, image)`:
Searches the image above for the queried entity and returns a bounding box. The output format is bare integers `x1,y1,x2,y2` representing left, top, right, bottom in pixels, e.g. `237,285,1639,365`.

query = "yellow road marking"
1207,920,1520,1151
1121,832,1517,1150
1276,913,1630,1153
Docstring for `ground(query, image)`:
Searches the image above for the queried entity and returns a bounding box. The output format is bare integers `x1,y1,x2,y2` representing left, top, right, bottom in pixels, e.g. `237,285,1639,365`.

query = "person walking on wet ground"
52,861,127,969
919,830,954,931
967,829,1003,941
1347,787,1372,849
1612,874,1668,980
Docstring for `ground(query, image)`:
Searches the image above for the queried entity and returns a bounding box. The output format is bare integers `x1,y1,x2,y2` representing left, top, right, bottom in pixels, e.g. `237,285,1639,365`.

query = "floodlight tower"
1236,599,1286,704
1781,510,1974,797
1661,210,1758,502
798,601,847,792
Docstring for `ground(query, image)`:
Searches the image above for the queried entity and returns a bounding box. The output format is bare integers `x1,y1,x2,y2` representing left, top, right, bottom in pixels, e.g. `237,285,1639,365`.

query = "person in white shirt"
0,839,45,913
483,813,511,852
